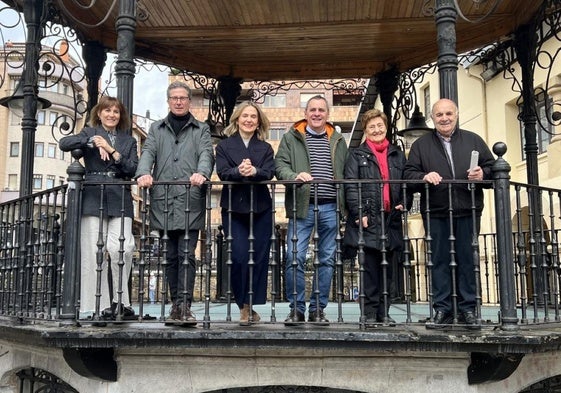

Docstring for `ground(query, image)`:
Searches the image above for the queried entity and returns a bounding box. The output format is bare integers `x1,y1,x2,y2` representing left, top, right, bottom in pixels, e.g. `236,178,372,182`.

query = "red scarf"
366,138,391,211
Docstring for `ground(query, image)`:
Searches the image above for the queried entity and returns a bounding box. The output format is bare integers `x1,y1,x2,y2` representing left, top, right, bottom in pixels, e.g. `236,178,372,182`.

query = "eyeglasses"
168,96,190,102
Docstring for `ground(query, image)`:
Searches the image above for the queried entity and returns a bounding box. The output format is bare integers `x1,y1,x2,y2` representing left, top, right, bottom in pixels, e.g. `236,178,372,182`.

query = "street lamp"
1,0,49,197
0,78,52,118
396,105,433,139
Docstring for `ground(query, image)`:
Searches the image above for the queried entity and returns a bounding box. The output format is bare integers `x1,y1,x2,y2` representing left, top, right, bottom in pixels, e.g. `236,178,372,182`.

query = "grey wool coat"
135,113,215,231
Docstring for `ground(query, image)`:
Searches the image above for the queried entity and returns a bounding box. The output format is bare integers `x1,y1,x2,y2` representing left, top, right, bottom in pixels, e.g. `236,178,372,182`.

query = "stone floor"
111,300,504,328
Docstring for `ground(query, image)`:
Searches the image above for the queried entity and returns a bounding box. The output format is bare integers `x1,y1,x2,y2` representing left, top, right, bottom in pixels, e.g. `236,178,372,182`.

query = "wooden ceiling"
12,0,547,81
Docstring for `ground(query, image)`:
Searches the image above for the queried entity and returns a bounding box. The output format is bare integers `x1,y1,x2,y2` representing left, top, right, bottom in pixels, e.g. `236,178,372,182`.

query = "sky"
0,1,169,120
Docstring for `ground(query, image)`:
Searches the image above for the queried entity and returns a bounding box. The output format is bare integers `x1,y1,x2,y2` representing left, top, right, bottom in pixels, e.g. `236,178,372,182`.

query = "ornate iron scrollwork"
177,70,226,137
16,367,79,393
391,62,438,137
453,0,503,23
0,2,89,141
475,0,561,134
247,79,368,104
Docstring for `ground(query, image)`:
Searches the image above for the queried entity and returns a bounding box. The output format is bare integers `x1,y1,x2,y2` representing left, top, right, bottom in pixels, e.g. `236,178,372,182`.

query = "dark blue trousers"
221,208,272,309
427,216,479,314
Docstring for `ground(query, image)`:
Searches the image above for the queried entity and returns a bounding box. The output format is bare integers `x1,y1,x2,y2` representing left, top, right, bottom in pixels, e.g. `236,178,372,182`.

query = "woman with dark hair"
59,96,138,322
215,101,275,325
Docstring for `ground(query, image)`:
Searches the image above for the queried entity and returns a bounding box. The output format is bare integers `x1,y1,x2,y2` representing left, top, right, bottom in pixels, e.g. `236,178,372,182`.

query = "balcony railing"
0,145,560,331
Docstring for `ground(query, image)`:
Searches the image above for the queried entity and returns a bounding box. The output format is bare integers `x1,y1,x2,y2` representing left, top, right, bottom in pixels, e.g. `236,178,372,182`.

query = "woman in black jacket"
344,108,406,327
59,96,138,321
215,101,275,325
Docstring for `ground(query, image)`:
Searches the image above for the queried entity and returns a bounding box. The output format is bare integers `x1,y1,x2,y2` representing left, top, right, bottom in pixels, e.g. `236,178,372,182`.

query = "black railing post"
492,142,519,330
115,0,137,122
215,225,226,301
60,150,85,320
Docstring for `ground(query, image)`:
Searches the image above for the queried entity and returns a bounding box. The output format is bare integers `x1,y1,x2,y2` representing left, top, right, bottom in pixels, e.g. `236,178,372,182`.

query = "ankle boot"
251,309,261,322
239,304,250,326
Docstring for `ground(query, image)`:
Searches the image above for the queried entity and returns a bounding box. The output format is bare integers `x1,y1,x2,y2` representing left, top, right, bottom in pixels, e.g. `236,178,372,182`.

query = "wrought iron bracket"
62,348,117,382
467,352,524,385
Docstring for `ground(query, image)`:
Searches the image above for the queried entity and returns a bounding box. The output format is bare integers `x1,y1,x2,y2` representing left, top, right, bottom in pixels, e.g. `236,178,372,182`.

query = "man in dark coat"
404,98,495,329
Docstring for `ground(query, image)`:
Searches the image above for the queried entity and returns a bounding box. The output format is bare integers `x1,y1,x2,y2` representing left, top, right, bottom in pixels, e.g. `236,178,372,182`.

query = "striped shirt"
305,130,337,202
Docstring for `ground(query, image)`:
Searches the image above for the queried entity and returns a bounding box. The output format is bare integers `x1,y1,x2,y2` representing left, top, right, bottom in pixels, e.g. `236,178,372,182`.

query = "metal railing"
1,145,561,330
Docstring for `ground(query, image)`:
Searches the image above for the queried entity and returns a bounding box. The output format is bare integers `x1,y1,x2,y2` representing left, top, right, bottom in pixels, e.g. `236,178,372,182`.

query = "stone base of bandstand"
0,340,559,393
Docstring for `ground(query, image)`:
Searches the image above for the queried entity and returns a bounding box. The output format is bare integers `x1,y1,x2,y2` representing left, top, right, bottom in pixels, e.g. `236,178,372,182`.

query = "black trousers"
162,229,199,306
361,247,393,318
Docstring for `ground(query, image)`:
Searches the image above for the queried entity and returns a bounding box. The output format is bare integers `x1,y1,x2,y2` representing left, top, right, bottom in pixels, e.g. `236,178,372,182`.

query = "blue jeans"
285,203,337,314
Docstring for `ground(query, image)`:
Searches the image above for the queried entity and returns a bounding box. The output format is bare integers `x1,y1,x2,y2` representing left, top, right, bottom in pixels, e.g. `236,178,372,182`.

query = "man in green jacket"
275,95,348,326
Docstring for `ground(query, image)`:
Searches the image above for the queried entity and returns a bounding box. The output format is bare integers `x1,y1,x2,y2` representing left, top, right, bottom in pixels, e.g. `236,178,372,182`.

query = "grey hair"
305,94,329,112
167,81,192,99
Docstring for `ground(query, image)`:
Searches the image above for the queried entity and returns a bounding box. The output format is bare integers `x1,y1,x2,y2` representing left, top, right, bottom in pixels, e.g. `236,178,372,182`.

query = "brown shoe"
251,310,261,322
240,304,261,326
308,309,330,326
180,304,197,327
239,304,250,326
164,304,181,325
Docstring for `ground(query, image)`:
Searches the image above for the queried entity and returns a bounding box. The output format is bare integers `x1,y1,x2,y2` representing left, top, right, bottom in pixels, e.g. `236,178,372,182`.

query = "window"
269,127,286,140
60,150,65,160
333,90,362,106
11,110,45,125
519,91,553,159
300,93,324,108
49,111,58,126
8,174,17,190
10,142,19,157
59,176,65,186
39,81,57,93
33,174,42,190
37,110,45,125
46,175,55,189
10,112,21,125
263,94,286,108
47,143,57,158
423,85,431,119
35,142,44,157
60,83,70,95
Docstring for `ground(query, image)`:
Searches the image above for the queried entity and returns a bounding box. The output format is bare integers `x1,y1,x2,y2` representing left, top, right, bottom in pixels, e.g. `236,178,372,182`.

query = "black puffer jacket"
403,128,495,218
344,143,407,251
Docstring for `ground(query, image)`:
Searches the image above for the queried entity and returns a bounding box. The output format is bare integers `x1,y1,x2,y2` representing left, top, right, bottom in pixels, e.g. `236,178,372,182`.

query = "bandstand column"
115,0,137,126
218,76,243,125
435,0,458,103
375,68,399,142
82,41,107,119
19,0,45,197
513,21,546,305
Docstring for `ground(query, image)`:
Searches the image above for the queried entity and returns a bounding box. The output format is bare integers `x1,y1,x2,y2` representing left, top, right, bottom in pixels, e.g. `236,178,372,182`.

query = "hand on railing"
136,174,153,188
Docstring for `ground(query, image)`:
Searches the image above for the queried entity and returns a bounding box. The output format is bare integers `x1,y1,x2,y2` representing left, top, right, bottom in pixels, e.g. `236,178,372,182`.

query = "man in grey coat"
136,81,214,326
